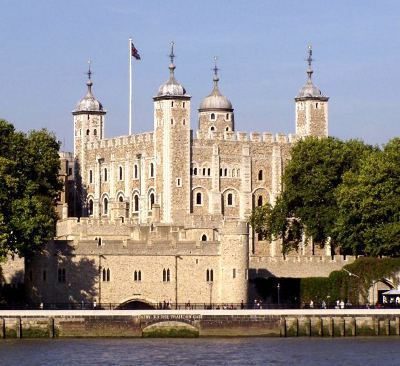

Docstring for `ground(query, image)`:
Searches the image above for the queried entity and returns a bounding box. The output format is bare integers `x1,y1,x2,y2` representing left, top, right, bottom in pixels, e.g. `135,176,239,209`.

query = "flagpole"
129,38,132,135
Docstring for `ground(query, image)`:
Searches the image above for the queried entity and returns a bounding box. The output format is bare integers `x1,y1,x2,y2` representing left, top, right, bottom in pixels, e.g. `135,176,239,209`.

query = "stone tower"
72,63,106,215
198,58,234,133
295,46,329,137
153,43,191,224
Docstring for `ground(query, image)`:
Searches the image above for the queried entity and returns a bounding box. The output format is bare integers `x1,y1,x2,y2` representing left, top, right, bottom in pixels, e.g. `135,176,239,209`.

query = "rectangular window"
233,268,236,279
176,178,182,187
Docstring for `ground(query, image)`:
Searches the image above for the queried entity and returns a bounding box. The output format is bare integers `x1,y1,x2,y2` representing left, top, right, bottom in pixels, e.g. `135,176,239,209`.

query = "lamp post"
277,283,281,308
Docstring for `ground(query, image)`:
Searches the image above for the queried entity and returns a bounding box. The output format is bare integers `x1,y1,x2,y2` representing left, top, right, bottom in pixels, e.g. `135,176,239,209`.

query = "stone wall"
0,309,399,338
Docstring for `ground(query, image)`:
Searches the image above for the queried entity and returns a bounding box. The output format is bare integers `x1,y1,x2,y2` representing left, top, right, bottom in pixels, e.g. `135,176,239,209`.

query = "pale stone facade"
26,46,354,308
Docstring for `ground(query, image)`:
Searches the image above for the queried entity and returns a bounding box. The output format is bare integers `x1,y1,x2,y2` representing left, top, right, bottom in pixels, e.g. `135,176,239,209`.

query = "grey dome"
156,64,188,98
297,80,325,99
199,76,233,111
75,80,104,112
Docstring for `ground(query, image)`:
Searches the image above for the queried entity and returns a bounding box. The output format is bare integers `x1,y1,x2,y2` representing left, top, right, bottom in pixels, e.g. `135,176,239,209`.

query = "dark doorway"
117,300,155,310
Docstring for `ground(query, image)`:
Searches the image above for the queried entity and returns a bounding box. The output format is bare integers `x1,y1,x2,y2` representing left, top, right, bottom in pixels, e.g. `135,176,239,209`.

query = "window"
201,234,207,241
176,178,182,187
233,268,236,279
206,269,214,282
232,169,236,178
104,168,108,182
88,199,94,216
94,129,97,136
210,126,215,131
203,168,206,176
224,168,227,177
86,129,90,136
89,170,93,184
150,163,154,178
134,164,138,179
220,168,222,177
193,168,197,175
149,193,155,210
171,119,174,125
227,193,233,206
258,232,263,241
119,166,123,181
102,268,110,282
134,195,139,212
225,126,230,131
171,101,174,107
183,102,185,108
226,113,229,120
43,270,47,282
103,197,108,215
163,268,170,282
257,196,263,207
57,268,66,283
258,170,263,181
118,196,123,202
183,119,186,125
68,168,72,176
134,270,142,282
210,113,215,120
196,192,202,205
316,103,319,108
207,168,211,176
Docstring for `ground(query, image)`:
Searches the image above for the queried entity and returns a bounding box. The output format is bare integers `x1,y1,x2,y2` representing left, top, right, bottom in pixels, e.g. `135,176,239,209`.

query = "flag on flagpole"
131,43,141,60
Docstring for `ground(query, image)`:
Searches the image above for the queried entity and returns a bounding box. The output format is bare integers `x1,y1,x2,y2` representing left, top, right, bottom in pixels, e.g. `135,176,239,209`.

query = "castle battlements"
86,131,155,151
194,130,298,144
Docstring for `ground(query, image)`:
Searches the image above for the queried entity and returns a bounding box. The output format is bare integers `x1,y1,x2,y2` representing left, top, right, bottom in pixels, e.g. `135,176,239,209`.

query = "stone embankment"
0,309,400,338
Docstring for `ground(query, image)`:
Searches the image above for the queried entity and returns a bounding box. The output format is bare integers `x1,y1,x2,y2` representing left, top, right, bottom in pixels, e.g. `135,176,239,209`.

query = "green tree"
250,137,374,254
0,119,62,259
336,138,400,256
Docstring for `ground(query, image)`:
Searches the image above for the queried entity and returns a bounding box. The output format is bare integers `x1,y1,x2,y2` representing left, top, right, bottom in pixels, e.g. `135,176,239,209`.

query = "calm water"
0,337,399,365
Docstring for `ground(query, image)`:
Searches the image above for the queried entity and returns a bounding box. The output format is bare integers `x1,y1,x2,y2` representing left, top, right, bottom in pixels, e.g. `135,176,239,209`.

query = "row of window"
209,113,230,121
209,126,231,132
195,191,235,206
88,163,155,184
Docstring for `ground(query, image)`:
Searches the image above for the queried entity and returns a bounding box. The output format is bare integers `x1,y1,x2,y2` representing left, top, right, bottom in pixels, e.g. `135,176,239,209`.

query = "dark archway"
117,300,155,310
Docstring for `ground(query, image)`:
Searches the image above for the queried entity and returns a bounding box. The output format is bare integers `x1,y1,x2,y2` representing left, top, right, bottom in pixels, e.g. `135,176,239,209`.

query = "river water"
0,337,398,365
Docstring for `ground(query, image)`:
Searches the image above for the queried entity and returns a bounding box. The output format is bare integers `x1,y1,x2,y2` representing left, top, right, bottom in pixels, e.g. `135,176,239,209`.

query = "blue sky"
0,0,399,151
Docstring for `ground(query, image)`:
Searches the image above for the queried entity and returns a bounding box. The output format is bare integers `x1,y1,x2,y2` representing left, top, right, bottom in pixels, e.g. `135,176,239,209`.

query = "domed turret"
295,45,328,101
155,42,188,99
295,46,329,138
199,59,233,111
198,58,234,133
74,66,104,112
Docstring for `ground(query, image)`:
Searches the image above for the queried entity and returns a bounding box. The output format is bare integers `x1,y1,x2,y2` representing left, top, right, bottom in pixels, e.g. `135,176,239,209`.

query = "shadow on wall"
0,267,25,308
26,241,98,306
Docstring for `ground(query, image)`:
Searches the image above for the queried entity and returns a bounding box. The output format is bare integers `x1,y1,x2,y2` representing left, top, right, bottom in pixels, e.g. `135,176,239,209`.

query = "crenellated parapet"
85,132,155,151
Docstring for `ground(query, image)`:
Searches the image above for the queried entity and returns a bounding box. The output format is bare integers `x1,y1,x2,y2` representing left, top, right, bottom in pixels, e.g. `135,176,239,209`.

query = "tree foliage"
250,137,374,253
335,138,400,256
0,120,62,259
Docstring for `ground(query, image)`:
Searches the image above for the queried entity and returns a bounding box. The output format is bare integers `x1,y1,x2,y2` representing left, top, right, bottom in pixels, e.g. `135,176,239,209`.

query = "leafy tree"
0,119,62,259
335,138,400,256
250,137,374,254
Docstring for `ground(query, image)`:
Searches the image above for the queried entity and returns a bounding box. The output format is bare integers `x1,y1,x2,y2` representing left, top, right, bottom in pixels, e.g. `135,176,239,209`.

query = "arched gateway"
116,297,157,310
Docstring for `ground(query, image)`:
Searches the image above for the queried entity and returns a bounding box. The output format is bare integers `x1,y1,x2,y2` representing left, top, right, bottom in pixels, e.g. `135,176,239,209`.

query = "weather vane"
169,41,175,64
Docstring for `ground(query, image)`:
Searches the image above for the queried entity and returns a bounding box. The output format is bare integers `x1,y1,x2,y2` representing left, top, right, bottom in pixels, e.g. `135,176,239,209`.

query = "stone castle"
24,45,356,308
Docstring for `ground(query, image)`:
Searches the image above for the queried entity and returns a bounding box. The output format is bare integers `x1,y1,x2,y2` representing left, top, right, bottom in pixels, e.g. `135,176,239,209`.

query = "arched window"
163,268,166,282
102,268,106,281
258,170,263,181
210,126,215,131
104,168,108,182
86,129,90,136
88,199,93,216
134,270,138,281
224,168,227,176
257,196,263,207
93,129,97,136
149,192,155,210
196,192,202,205
207,168,211,176
118,196,123,202
89,170,93,184
219,168,222,177
163,268,170,282
210,269,213,282
119,166,123,180
134,195,139,212
134,164,138,179
201,234,207,241
227,193,233,206
206,269,209,282
226,113,229,120
225,126,230,131
193,168,197,175
203,168,206,176
103,197,108,215
107,269,110,281
150,163,154,178
171,101,174,107
138,270,141,281
210,113,215,120
167,268,170,282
